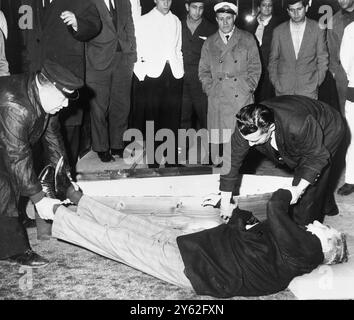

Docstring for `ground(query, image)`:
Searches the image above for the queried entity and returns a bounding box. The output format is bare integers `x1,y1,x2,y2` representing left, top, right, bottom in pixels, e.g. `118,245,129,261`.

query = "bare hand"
60,11,78,32
287,186,305,205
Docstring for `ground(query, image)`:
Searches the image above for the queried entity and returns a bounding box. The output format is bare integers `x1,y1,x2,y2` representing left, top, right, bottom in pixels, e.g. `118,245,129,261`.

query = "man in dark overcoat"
219,95,345,225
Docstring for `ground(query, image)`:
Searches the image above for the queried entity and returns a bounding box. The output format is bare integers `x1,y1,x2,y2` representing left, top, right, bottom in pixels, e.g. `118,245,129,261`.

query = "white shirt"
290,19,307,59
134,7,184,80
218,26,235,45
130,0,142,24
104,0,115,11
42,0,53,6
0,10,8,39
341,21,354,88
255,15,272,46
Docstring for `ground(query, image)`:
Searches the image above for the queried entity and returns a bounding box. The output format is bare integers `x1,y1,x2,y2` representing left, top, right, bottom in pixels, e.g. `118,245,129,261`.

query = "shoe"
38,165,56,199
323,202,339,216
337,183,354,196
111,148,124,158
97,151,115,162
55,156,74,201
6,249,49,268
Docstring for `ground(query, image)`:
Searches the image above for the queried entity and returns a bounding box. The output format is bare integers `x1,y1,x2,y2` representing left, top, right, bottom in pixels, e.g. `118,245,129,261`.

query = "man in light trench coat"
199,0,261,164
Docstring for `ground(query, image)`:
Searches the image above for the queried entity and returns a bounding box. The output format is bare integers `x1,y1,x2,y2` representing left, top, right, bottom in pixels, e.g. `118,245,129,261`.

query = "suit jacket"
248,16,280,70
199,28,261,143
133,8,184,80
268,19,328,99
22,0,101,125
177,189,323,298
23,0,101,79
86,0,136,75
220,95,344,193
248,16,280,102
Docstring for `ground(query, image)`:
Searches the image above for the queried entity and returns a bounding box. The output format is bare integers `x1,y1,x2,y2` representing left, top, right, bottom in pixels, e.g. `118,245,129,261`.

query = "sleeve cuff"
30,191,45,204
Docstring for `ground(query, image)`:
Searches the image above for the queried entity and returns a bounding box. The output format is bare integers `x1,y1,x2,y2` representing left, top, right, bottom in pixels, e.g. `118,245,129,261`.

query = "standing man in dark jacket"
180,0,216,163
0,60,83,267
181,0,216,131
50,186,348,298
86,0,136,163
22,0,101,168
247,0,280,102
219,95,345,226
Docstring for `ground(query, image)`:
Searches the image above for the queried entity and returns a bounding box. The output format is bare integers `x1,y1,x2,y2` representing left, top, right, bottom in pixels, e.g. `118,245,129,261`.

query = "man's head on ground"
185,0,205,22
236,103,275,146
257,0,273,19
337,0,354,12
36,59,83,114
287,0,309,24
306,220,349,265
214,1,237,34
155,0,172,15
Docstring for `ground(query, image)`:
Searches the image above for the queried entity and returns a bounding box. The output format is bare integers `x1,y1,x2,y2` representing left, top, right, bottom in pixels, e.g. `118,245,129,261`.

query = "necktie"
225,35,230,43
109,0,118,29
43,0,50,9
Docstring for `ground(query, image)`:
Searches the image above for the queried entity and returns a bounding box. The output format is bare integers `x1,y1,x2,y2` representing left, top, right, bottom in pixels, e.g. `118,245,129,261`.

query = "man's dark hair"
256,0,273,7
236,103,275,136
37,71,54,88
286,0,309,8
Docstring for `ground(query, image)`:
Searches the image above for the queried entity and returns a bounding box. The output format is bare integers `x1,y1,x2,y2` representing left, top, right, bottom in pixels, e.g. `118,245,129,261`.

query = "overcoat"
220,95,345,225
199,27,261,143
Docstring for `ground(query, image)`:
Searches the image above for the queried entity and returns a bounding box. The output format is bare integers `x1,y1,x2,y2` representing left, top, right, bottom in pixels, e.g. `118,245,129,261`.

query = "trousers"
52,195,193,288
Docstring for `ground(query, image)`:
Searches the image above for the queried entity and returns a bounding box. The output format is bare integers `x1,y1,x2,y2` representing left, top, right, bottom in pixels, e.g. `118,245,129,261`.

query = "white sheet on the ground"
289,235,354,300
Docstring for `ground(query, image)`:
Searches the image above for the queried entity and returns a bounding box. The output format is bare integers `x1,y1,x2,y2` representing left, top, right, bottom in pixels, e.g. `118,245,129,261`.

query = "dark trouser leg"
209,143,223,166
144,75,163,167
60,125,80,175
0,170,30,259
87,70,112,153
109,53,134,150
334,71,349,117
181,79,193,130
129,74,146,134
159,65,183,166
291,165,331,226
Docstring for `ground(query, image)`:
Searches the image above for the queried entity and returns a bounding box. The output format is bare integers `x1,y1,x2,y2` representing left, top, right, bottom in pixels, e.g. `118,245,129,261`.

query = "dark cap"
40,59,84,100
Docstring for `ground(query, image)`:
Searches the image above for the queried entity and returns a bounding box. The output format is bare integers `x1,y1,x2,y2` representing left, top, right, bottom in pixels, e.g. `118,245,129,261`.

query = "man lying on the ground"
37,162,348,298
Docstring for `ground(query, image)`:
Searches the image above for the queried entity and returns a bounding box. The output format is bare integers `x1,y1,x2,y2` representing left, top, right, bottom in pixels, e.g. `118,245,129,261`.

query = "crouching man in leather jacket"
0,59,83,268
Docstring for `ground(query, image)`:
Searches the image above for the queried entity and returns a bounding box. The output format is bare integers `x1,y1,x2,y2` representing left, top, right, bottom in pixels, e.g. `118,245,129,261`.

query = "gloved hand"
35,197,61,220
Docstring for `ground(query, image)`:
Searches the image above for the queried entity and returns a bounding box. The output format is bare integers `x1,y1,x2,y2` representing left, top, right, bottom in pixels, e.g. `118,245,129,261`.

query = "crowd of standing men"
0,0,353,269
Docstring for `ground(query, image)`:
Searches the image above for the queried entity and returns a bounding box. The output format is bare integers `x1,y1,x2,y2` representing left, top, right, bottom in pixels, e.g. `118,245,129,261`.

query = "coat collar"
214,26,242,57
285,18,313,61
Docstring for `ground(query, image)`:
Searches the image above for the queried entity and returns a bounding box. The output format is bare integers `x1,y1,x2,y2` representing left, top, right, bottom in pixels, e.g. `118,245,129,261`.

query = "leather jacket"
0,73,66,202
